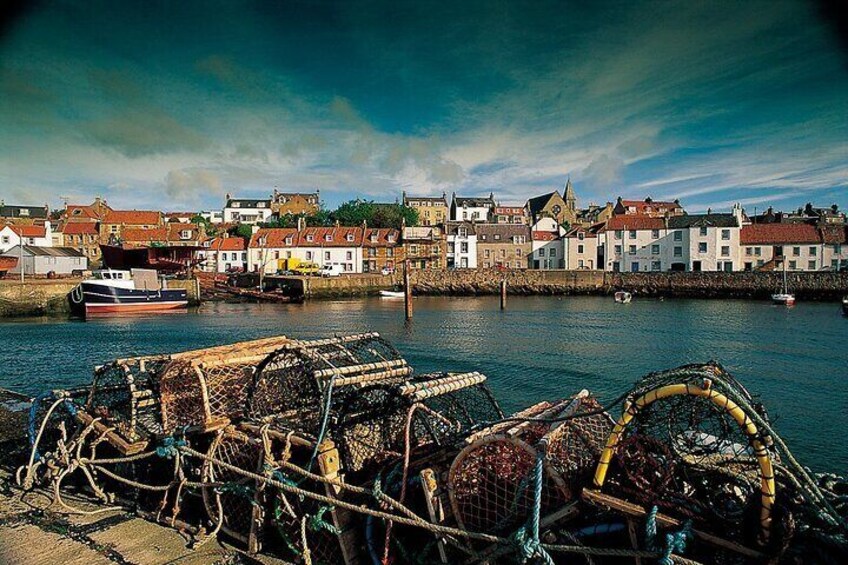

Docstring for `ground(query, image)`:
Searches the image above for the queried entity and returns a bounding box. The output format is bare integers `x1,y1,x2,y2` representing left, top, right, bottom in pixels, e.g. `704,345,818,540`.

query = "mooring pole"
404,259,413,320
500,279,507,310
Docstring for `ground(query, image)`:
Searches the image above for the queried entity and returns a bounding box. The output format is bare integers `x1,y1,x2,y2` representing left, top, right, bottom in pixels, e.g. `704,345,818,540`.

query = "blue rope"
306,374,338,473
571,522,626,538
155,435,187,459
645,505,693,564
645,505,659,549
510,450,555,564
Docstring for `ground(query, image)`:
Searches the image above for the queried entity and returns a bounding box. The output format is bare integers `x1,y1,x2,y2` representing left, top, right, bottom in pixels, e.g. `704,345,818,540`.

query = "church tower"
564,177,577,213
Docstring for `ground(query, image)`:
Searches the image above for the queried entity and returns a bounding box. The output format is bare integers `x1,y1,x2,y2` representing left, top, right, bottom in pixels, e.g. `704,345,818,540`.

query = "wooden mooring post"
500,279,507,310
404,259,413,320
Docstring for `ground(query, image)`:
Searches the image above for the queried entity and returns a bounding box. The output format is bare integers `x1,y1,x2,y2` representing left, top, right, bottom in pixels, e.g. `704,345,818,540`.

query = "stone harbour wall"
410,268,606,295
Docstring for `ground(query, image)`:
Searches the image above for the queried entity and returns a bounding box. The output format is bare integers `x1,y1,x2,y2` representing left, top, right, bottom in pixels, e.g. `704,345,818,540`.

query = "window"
550,248,556,257
324,251,331,260
808,260,816,270
578,259,584,268
629,230,637,239
346,251,353,260
788,260,797,270
306,251,313,260
793,246,800,256
285,251,291,259
324,234,332,242
745,247,752,256
698,242,707,253
651,244,660,254
629,245,636,254
578,244,584,254
410,244,419,254
460,242,468,253
494,234,501,241
458,227,467,237
480,235,487,241
368,248,376,257
614,230,622,240
484,262,490,268
651,260,661,271
721,246,730,256
538,248,545,257
274,251,280,259
614,245,622,254
834,244,842,254
484,249,490,258
673,231,682,241
696,226,706,236
515,248,521,257
754,247,761,256
809,246,817,256
306,234,314,242
500,249,506,258
630,262,639,272
578,232,585,240
111,225,118,233
1,236,8,244
721,229,730,240
346,233,354,242
285,236,293,245
673,246,682,257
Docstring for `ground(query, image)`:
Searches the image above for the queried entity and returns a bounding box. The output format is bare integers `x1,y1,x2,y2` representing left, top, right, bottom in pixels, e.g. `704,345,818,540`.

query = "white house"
445,221,477,269
0,222,53,253
248,226,364,274
450,194,494,222
2,245,87,275
531,231,563,269
821,226,848,271
223,196,274,224
200,210,224,224
563,224,602,270
201,236,248,273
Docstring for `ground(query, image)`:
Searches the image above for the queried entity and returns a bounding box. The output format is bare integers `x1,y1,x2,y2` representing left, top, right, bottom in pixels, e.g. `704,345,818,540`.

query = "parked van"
318,264,344,277
291,262,320,275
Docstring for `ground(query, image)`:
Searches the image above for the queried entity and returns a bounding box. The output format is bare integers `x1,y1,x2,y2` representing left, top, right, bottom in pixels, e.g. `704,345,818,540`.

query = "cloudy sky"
1,0,846,213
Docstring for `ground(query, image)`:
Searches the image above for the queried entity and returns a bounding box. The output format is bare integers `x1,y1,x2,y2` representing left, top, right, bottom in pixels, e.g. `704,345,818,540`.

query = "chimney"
297,216,305,232
251,225,259,235
226,193,231,202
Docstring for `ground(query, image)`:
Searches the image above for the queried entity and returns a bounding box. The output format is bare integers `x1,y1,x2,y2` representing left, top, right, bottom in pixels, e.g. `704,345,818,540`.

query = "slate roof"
475,224,530,240
667,214,739,228
454,196,495,208
526,192,559,219
19,246,85,257
363,228,400,247
225,198,272,208
0,205,48,219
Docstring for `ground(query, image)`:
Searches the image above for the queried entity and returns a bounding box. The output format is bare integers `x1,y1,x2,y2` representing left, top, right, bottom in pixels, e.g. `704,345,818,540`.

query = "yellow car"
292,262,320,275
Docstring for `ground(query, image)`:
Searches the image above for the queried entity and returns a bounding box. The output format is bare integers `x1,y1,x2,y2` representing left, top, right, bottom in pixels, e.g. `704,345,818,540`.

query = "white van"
318,264,344,277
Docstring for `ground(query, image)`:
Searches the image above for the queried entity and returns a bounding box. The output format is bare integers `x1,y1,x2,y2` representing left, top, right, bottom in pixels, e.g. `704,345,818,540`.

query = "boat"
614,290,632,304
842,295,848,316
379,290,406,298
69,268,188,316
772,261,795,306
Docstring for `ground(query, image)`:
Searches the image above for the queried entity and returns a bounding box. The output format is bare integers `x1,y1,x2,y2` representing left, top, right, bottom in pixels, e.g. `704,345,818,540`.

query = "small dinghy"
614,291,632,304
379,290,405,298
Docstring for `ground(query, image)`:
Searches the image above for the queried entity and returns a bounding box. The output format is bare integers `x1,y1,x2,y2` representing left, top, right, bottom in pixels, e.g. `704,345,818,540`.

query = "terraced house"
740,223,825,271
362,228,403,273
100,210,163,242
401,226,446,270
476,224,530,269
402,193,448,227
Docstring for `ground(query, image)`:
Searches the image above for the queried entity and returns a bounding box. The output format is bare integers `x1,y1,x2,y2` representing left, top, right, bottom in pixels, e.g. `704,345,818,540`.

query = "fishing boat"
614,290,632,304
772,262,795,306
69,268,187,316
379,289,405,298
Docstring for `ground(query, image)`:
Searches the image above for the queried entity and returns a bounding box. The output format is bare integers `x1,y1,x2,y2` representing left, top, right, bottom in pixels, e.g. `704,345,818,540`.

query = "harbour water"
1,296,846,472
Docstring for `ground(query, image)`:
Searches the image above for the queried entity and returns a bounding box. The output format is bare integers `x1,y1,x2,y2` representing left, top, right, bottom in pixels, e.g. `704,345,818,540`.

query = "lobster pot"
598,364,777,544
159,336,291,433
447,396,583,535
85,355,171,444
247,333,411,433
544,396,614,492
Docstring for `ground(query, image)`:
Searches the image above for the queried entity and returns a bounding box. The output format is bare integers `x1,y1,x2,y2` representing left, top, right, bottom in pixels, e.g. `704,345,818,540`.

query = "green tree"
190,214,217,236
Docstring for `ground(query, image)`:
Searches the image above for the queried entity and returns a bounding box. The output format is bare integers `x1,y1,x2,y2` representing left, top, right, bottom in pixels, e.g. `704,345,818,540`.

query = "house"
271,190,320,216
199,210,224,224
476,224,530,269
601,205,743,272
564,224,604,270
445,221,477,269
2,245,87,275
201,236,248,273
100,210,163,242
820,226,848,271
61,222,101,265
403,193,449,227
402,226,446,270
575,202,614,227
62,198,112,223
526,180,577,226
248,226,365,274
531,231,563,269
0,222,53,253
740,223,824,271
491,206,528,225
450,193,495,222
164,212,196,224
362,228,403,273
223,195,274,224
0,202,49,222
613,196,685,218
121,223,207,248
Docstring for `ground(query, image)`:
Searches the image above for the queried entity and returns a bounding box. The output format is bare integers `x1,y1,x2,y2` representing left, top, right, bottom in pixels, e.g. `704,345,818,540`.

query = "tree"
329,200,418,229
190,214,217,236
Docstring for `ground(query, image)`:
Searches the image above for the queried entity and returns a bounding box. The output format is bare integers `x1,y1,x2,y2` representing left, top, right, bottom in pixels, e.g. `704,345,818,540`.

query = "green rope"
510,450,555,564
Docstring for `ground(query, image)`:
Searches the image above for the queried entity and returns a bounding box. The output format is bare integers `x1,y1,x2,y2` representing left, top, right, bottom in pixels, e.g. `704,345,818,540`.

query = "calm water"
1,297,846,472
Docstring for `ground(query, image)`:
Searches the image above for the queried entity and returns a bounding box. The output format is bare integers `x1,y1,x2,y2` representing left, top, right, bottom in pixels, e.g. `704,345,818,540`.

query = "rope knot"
155,436,186,459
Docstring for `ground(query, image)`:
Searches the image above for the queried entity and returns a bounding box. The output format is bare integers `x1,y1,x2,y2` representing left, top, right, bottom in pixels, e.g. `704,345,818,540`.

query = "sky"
1,0,847,214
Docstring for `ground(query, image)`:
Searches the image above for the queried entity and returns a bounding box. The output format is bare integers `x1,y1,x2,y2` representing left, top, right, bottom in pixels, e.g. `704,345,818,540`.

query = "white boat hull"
379,290,405,298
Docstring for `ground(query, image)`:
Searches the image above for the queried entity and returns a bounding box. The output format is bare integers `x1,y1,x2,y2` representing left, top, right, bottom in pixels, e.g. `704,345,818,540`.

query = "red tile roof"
250,227,394,248
618,199,683,215
603,215,665,231
740,223,820,244
363,228,400,247
250,228,300,248
299,226,364,247
532,231,558,241
5,224,46,237
103,210,161,225
208,237,246,251
62,222,99,235
820,226,847,245
65,205,101,220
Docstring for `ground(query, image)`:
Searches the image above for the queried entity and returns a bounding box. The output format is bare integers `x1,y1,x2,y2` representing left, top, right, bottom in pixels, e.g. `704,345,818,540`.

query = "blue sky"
1,0,846,213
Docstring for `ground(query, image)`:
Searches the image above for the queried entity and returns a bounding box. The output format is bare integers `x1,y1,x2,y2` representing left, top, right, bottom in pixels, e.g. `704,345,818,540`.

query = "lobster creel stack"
14,337,848,564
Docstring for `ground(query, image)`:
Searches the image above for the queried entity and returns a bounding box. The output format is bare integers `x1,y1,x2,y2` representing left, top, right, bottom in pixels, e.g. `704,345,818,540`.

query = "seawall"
0,277,202,318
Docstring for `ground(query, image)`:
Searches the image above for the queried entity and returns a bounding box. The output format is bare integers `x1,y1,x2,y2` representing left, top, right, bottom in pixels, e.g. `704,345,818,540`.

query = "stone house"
271,190,320,216
362,228,403,273
492,206,528,225
61,222,102,265
402,226,446,269
403,193,448,227
100,210,163,242
476,224,530,269
612,196,685,218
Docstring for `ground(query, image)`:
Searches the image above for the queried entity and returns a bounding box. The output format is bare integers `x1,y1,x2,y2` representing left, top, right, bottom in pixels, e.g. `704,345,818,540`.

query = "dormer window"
257,202,265,208
258,236,267,246
388,234,396,243
285,236,293,245
325,234,333,242
346,233,354,242
458,227,467,238
370,234,378,242
578,232,585,240
180,230,191,240
73,209,81,215
306,234,314,242
494,234,501,241
232,202,241,208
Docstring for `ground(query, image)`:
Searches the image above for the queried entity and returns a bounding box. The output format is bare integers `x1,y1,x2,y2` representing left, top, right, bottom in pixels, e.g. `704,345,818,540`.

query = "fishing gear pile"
14,333,848,564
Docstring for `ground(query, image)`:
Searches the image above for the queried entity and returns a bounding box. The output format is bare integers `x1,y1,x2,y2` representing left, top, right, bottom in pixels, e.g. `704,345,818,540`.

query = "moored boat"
772,261,795,306
614,290,632,304
379,290,405,298
69,268,187,317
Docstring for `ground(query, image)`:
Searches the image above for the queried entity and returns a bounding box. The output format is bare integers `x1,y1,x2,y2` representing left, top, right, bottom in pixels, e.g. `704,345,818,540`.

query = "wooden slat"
76,410,148,455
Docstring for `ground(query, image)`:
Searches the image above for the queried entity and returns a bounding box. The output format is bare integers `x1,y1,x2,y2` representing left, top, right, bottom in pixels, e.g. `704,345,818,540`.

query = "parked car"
318,264,344,277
